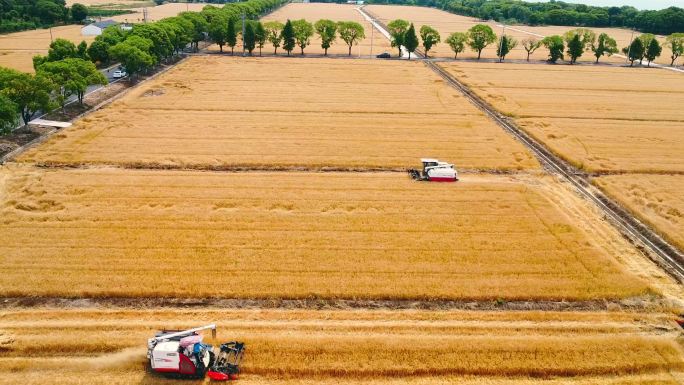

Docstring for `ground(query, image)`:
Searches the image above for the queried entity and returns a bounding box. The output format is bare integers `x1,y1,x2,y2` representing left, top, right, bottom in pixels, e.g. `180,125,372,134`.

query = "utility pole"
241,12,246,57
498,23,506,61
49,27,53,43
370,20,374,58
626,28,635,64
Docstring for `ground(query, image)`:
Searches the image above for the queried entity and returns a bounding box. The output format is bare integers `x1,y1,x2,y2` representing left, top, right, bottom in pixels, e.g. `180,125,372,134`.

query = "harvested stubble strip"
440,62,684,174
0,309,683,383
17,56,538,171
0,166,650,300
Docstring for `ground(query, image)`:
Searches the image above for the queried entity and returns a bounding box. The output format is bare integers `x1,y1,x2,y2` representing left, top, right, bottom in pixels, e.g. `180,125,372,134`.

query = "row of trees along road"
386,19,684,67
0,0,288,134
210,18,365,56
360,0,684,36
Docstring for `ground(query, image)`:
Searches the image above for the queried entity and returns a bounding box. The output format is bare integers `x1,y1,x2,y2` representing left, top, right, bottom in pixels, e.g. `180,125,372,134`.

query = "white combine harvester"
408,159,459,182
147,324,245,381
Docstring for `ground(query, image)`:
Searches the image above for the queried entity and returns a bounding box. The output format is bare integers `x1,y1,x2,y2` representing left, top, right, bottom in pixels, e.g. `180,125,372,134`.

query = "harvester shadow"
139,364,207,385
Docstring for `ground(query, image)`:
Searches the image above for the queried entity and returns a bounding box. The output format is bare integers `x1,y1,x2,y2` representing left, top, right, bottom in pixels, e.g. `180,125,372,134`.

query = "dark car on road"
376,52,391,59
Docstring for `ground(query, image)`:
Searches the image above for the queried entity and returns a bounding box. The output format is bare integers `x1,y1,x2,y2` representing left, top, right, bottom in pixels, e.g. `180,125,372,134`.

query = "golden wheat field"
19,56,537,170
441,62,684,173
365,5,674,65
1,308,684,385
0,25,94,73
110,3,209,23
595,175,684,251
0,165,658,300
207,3,391,56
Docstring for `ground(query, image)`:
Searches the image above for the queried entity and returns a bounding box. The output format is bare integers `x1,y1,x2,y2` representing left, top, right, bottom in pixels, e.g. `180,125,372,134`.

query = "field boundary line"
26,161,532,175
0,56,190,166
0,296,674,312
423,60,684,283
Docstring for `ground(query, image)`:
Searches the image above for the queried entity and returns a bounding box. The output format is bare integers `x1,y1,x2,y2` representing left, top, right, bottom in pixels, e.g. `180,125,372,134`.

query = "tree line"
385,19,684,67
360,0,683,36
209,18,365,56
0,0,74,33
0,0,287,134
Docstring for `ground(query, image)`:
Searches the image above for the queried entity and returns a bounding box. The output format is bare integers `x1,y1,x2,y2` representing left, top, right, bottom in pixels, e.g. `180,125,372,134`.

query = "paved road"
16,63,124,128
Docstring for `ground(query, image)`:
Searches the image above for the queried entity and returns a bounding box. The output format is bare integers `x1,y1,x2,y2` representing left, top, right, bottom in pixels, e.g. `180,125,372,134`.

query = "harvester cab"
409,158,459,182
147,324,245,381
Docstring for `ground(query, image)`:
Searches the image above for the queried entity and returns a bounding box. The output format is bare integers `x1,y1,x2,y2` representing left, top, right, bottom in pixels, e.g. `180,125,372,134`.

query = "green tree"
180,12,209,52
314,19,337,56
292,19,314,55
542,35,565,63
244,22,256,55
387,19,409,57
33,38,79,70
159,18,193,56
638,33,655,64
446,32,467,59
564,28,595,64
337,21,364,57
665,33,684,66
644,38,662,67
36,0,65,24
131,23,173,61
209,16,228,53
38,58,107,108
264,21,284,54
591,33,618,63
467,24,496,60
254,21,267,56
76,41,89,60
281,19,296,56
0,94,18,135
622,37,644,66
71,3,88,22
566,34,583,64
497,35,517,62
403,23,418,59
109,41,155,80
419,25,440,58
48,38,77,61
3,72,55,126
226,18,238,55
522,37,541,61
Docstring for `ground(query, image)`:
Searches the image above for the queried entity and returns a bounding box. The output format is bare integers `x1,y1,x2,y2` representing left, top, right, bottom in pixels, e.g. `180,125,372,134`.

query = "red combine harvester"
147,324,245,381
409,159,459,182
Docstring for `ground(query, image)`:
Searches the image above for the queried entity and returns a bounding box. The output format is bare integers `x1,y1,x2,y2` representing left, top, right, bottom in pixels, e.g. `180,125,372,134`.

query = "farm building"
81,20,118,36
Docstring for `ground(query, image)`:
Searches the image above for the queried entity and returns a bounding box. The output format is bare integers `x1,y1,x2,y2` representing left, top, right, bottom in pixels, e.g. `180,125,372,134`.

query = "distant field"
0,166,651,299
1,308,683,384
209,3,392,56
441,62,684,173
20,56,538,171
595,175,684,251
109,2,208,23
0,26,94,73
64,0,149,6
0,3,207,73
364,5,674,65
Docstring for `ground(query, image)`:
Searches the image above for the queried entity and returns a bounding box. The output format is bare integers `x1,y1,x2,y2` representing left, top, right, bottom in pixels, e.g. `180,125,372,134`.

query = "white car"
112,70,127,78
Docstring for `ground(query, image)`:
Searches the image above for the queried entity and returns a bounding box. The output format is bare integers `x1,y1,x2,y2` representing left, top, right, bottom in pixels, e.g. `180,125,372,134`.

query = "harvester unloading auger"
408,159,459,182
147,324,245,381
